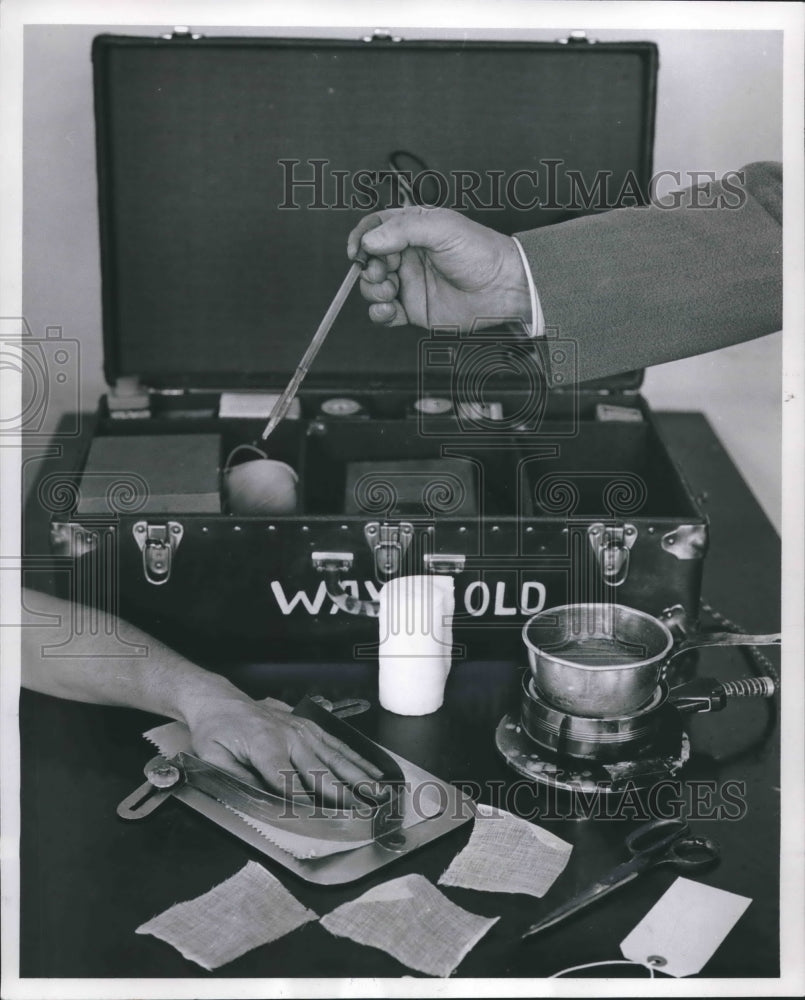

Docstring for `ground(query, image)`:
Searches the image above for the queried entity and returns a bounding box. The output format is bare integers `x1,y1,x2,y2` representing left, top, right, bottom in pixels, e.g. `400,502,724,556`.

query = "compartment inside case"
78,390,697,523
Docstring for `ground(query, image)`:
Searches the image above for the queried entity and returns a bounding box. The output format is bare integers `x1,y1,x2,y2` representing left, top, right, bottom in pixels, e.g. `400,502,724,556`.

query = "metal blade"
228,804,374,859
521,861,642,939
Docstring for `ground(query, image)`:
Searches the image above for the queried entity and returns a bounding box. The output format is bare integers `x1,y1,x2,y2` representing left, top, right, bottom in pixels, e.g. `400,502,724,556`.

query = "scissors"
522,818,721,939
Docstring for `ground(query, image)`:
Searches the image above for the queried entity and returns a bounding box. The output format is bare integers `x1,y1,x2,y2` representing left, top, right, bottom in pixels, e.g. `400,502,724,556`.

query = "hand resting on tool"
182,691,384,806
20,589,383,807
347,206,532,333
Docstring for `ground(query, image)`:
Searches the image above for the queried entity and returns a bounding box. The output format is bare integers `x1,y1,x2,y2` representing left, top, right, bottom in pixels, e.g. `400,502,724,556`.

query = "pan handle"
670,631,780,660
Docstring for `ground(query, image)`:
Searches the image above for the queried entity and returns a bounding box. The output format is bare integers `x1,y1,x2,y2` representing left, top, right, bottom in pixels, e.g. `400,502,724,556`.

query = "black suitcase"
49,30,707,662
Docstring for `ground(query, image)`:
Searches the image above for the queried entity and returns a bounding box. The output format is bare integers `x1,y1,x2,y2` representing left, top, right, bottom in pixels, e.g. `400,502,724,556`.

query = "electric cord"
695,598,779,765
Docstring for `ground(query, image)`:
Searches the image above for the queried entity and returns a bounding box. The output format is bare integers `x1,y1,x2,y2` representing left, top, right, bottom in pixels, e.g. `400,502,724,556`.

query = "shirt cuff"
511,236,545,338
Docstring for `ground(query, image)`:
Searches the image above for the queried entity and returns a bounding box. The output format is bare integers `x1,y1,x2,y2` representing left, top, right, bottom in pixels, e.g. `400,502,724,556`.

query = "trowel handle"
672,631,781,659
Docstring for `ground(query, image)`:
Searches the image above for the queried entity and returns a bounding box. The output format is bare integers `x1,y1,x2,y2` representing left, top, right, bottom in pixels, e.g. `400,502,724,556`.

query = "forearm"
516,162,782,383
20,588,247,723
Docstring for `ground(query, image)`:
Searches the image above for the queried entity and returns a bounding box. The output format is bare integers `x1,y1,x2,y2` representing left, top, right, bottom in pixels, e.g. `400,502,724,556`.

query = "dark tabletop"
19,412,781,980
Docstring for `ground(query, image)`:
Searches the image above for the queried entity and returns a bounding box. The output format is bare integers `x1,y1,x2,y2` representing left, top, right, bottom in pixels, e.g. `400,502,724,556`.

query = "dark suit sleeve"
514,162,782,384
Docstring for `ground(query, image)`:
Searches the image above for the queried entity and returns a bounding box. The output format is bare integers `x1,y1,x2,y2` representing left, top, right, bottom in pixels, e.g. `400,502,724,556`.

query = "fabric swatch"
320,873,498,977
136,861,317,970
438,803,572,897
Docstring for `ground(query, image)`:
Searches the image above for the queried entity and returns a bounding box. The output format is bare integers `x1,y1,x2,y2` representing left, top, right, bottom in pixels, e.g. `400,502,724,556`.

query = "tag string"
549,958,663,978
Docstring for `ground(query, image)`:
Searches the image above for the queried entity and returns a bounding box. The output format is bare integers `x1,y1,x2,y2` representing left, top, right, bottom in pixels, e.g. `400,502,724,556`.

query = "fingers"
359,274,399,303
361,252,402,280
360,256,407,325
348,206,454,259
368,300,408,326
312,725,385,780
313,745,390,803
289,719,391,807
194,741,267,787
188,699,390,809
289,738,364,807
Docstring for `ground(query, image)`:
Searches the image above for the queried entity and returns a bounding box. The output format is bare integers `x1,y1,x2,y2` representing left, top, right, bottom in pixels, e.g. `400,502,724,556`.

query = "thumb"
350,206,455,259
347,213,384,260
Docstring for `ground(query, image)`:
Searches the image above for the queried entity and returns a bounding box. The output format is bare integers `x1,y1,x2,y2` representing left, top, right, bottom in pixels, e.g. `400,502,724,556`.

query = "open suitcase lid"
93,32,657,394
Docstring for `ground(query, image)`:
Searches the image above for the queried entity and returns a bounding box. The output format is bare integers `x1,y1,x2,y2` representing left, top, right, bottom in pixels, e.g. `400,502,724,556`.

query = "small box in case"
344,459,478,518
76,434,222,514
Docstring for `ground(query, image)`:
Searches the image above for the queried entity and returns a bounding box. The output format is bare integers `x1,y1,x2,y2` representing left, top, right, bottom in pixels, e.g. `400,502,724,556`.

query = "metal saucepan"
522,603,780,719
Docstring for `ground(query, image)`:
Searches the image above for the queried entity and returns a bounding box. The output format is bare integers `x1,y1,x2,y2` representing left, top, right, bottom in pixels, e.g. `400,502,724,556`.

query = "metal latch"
423,553,466,574
133,521,183,585
588,522,637,587
364,522,413,578
312,551,378,617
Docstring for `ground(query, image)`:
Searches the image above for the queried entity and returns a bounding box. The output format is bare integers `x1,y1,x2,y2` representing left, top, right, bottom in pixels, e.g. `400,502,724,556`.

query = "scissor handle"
625,818,689,855
659,833,721,871
625,818,721,872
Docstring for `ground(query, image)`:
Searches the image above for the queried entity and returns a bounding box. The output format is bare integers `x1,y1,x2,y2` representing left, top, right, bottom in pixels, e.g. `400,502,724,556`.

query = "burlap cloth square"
320,873,498,977
438,803,572,897
136,860,317,970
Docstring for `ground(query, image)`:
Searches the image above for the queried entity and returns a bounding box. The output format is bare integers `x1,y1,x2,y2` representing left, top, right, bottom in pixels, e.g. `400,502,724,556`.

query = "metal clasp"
311,551,379,617
364,522,413,579
423,553,466,574
588,522,637,587
133,521,183,585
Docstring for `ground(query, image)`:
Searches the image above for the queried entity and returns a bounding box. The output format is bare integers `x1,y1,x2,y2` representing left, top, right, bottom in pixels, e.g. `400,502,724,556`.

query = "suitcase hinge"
364,521,413,579
588,522,637,587
362,29,403,43
161,26,204,40
558,30,595,45
133,521,183,585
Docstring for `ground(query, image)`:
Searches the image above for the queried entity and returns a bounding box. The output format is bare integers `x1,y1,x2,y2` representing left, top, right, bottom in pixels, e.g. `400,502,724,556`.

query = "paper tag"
620,877,751,977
